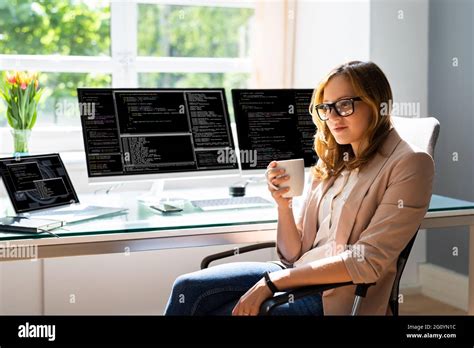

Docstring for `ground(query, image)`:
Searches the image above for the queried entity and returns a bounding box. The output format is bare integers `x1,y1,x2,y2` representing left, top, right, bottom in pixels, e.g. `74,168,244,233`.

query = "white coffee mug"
275,158,305,198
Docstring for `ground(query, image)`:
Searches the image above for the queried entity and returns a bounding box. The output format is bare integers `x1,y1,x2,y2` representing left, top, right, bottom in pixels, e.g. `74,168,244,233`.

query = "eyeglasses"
314,97,362,121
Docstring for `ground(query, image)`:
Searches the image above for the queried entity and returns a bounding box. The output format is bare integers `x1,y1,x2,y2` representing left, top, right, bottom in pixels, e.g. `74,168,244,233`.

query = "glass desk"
0,192,473,312
0,192,279,240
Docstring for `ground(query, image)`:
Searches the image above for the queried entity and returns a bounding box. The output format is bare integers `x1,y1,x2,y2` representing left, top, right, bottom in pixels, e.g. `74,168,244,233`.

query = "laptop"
0,153,127,224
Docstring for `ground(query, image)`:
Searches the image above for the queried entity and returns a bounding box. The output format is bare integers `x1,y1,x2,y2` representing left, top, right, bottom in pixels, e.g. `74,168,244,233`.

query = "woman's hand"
232,278,273,316
266,161,292,209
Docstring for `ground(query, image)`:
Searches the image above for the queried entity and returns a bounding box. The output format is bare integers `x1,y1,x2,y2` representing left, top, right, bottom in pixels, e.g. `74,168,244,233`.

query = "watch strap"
264,271,279,294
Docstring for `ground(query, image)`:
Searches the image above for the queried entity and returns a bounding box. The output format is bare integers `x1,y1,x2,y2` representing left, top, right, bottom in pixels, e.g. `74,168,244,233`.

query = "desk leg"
470,224,474,315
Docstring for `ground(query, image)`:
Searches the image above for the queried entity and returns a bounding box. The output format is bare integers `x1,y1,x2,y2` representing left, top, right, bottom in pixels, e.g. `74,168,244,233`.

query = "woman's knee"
171,262,283,298
171,272,198,297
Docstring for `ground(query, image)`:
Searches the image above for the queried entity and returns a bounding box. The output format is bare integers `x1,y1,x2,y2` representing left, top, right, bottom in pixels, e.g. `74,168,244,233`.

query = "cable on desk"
94,183,124,195
37,228,60,238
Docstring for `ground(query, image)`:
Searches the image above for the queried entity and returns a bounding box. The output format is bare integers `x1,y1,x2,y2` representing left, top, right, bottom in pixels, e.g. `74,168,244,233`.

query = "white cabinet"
0,244,275,315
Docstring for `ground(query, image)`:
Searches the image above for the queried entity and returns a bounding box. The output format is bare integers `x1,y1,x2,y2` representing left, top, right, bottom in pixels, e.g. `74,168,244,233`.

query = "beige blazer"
277,127,435,315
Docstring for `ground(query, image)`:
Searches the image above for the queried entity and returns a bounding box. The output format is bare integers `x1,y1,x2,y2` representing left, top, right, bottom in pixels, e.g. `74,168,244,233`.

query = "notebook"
0,154,127,224
0,216,63,233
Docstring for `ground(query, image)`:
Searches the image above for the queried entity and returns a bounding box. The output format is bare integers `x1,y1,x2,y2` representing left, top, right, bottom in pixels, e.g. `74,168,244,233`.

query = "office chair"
201,116,440,315
390,116,440,157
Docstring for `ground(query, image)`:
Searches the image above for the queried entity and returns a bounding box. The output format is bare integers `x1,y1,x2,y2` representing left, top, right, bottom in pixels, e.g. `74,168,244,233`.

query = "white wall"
293,0,371,88
370,0,429,117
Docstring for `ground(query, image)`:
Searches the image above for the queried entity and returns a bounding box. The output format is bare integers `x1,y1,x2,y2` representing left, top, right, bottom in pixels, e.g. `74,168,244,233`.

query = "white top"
294,167,360,266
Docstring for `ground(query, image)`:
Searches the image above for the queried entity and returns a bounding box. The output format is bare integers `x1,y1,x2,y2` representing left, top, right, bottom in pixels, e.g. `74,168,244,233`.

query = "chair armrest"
259,281,375,315
200,242,276,269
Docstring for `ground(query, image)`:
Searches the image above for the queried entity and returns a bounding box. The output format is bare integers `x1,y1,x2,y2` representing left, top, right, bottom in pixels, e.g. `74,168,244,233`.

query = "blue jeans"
164,262,324,316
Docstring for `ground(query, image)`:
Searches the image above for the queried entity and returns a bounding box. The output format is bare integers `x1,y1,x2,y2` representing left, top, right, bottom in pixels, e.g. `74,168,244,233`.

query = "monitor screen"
0,154,79,213
78,88,239,183
232,89,318,171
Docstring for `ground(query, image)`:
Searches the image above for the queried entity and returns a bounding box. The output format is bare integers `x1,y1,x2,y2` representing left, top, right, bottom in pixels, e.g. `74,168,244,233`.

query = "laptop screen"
0,154,79,213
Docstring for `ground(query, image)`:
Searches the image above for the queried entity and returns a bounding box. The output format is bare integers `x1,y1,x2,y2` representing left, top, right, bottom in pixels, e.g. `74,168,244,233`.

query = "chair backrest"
389,230,419,315
388,116,440,315
391,116,440,157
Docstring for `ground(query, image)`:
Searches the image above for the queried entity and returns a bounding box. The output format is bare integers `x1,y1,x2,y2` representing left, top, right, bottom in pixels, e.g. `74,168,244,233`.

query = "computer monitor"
232,89,319,175
78,88,240,184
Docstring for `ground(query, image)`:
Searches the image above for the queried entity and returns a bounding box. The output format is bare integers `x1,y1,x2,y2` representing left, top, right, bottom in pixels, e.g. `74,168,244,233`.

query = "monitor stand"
137,179,166,205
136,180,186,209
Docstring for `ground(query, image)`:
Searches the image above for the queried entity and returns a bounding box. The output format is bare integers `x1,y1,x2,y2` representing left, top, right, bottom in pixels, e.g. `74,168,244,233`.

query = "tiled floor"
400,294,467,315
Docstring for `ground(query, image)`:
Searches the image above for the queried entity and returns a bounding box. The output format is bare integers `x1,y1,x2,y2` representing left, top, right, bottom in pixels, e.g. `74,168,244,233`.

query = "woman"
164,61,435,316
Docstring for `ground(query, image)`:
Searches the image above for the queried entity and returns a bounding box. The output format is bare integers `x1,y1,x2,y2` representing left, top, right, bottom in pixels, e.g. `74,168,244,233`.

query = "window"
0,0,255,152
0,0,111,129
0,0,111,56
137,4,253,58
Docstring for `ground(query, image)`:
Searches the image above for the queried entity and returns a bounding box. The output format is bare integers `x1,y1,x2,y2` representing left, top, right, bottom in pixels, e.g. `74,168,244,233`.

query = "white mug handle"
265,168,280,191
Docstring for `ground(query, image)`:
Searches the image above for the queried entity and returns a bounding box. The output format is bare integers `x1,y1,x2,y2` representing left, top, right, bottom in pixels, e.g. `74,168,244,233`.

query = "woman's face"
322,74,372,156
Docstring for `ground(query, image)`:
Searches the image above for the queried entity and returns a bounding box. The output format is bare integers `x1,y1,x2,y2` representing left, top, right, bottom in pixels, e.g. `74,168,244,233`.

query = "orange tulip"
1,70,43,131
6,72,16,85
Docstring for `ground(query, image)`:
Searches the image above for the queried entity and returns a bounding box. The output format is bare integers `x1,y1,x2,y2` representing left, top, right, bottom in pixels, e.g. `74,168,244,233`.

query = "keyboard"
190,196,274,211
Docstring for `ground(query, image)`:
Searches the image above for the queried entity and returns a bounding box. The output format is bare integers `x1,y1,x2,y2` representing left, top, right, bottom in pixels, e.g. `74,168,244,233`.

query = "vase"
11,129,32,156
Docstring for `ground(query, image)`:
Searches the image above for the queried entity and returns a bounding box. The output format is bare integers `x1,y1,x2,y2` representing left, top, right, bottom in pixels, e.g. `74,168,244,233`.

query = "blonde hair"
309,61,394,180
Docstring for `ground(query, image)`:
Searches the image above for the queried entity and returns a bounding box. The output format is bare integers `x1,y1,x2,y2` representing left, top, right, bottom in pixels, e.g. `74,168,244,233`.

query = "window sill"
0,151,86,166
0,127,84,154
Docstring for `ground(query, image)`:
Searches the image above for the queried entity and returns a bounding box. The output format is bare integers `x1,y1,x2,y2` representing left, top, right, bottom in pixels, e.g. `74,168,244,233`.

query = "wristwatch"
264,271,279,294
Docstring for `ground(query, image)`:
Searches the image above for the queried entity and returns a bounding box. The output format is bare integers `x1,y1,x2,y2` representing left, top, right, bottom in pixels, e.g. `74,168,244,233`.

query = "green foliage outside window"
0,1,253,126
